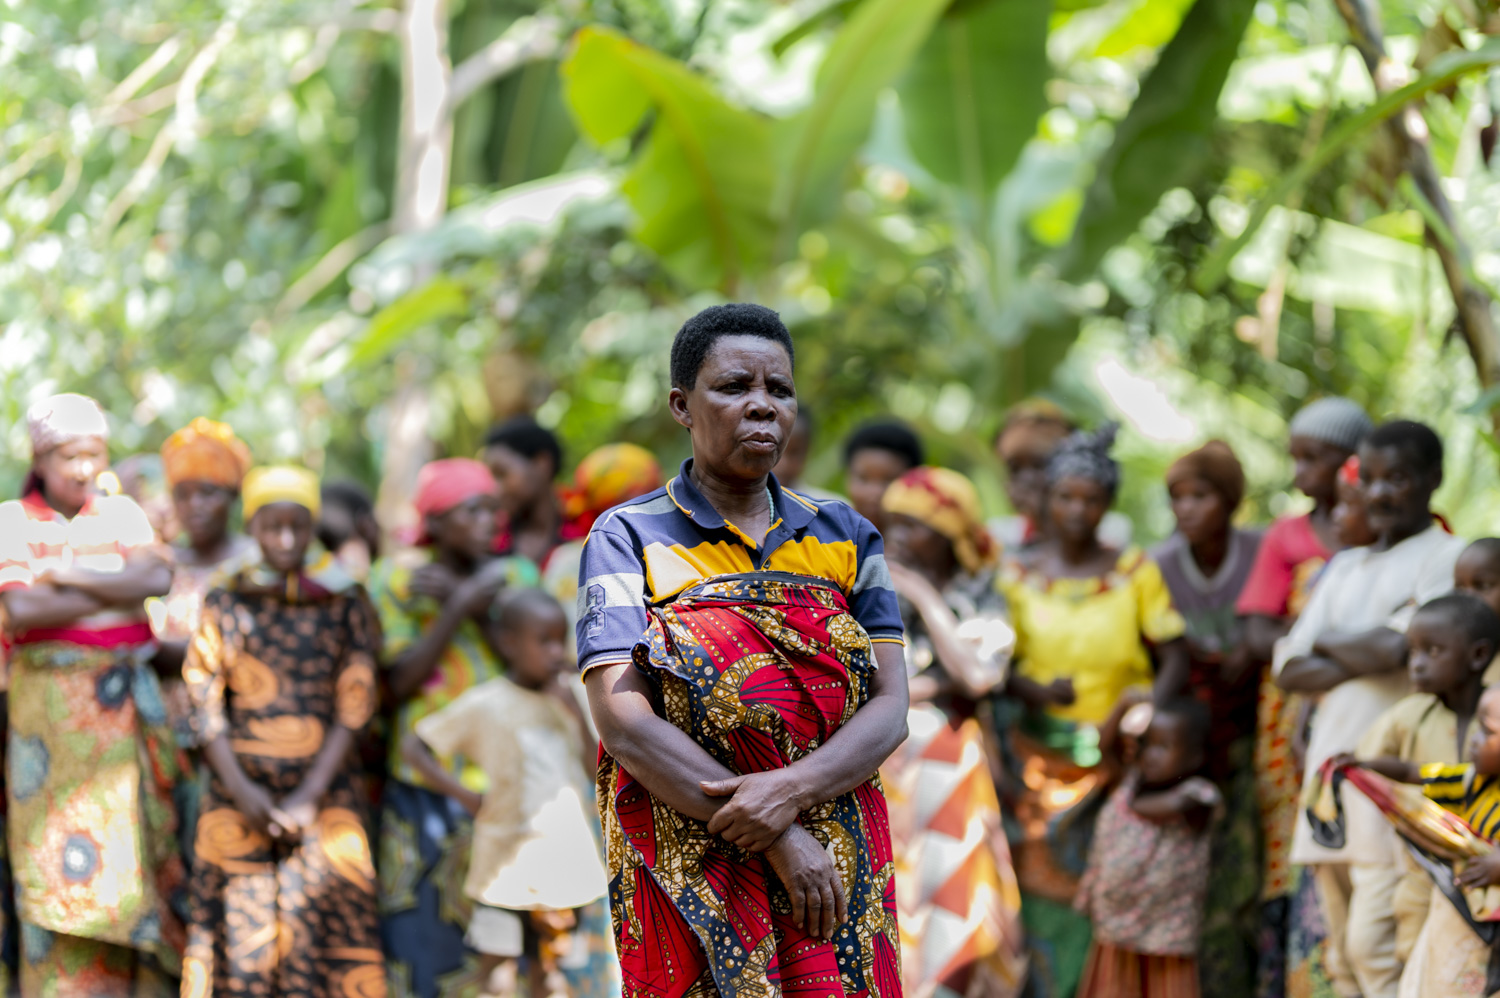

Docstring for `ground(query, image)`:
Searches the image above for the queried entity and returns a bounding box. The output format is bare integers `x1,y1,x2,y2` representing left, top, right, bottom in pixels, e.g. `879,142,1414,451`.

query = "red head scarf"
413,458,498,544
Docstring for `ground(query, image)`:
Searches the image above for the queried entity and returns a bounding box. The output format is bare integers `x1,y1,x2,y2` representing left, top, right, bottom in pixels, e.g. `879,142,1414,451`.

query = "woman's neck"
1189,529,1231,578
38,485,83,521
434,546,477,576
513,494,560,536
186,532,238,565
1056,533,1103,566
691,462,770,524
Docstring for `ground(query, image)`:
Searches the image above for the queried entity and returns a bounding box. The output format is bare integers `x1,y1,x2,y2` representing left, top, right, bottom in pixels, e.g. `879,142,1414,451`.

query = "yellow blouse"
999,547,1185,725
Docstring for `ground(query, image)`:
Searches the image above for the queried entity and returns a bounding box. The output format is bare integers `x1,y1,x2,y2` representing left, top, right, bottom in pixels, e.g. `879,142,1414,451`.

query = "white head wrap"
27,394,109,457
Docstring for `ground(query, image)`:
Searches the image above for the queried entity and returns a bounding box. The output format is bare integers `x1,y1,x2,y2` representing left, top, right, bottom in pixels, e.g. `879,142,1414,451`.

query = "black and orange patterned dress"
180,566,385,997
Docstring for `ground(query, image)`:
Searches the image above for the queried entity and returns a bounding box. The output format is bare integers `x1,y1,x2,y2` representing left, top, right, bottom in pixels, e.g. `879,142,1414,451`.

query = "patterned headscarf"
882,466,996,574
1047,422,1121,498
412,458,499,545
242,466,321,520
563,443,665,531
1166,440,1245,512
161,418,252,490
27,393,109,457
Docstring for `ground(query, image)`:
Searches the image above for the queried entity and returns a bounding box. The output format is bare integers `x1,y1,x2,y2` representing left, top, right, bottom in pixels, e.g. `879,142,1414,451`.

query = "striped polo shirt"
0,490,158,648
575,459,904,676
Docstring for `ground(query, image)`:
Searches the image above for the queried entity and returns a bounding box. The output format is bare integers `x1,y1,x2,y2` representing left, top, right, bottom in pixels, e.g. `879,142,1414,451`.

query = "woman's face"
847,449,911,526
884,512,956,580
1289,434,1348,505
427,494,499,562
172,480,236,550
1046,474,1110,546
484,445,552,518
669,335,797,485
35,436,108,514
250,502,314,575
1168,477,1228,547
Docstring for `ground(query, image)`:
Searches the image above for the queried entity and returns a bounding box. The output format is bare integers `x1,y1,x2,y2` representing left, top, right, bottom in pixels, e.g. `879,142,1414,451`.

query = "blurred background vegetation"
6,0,1500,541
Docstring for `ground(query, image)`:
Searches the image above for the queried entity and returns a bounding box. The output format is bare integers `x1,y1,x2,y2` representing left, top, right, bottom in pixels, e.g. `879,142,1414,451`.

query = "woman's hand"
1044,678,1077,707
271,790,321,840
409,563,461,603
232,781,281,838
763,824,847,940
703,771,803,852
1456,851,1500,891
452,559,512,619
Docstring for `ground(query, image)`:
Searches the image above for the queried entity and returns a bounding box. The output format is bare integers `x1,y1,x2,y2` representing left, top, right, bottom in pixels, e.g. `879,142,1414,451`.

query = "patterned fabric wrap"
563,443,665,533
160,418,252,490
180,583,385,997
601,573,901,998
880,468,995,576
6,641,187,971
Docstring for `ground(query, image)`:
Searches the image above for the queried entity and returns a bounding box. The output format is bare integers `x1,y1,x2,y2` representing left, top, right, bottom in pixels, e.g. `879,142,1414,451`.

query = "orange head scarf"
881,466,996,575
563,443,664,531
161,418,252,490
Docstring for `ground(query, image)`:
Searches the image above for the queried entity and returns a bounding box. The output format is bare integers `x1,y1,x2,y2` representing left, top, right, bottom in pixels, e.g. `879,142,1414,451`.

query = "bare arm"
891,564,1007,700
1151,636,1191,702
45,550,173,605
387,563,508,702
1276,654,1354,692
1313,627,1408,677
400,732,482,816
1242,614,1289,664
585,661,739,824
202,734,279,836
1,585,109,632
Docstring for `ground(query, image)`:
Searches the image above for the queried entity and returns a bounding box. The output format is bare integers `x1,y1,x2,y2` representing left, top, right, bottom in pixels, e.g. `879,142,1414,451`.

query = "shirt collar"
667,459,818,534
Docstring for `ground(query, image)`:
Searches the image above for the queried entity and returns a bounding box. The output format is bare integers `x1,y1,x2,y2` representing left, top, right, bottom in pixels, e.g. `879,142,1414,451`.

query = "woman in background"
1153,441,1263,997
998,424,1189,998
879,466,1027,998
0,394,184,996
181,466,384,996
843,418,924,531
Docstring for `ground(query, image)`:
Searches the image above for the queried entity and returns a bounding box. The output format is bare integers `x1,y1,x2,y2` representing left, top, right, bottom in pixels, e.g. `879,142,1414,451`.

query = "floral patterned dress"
181,579,385,997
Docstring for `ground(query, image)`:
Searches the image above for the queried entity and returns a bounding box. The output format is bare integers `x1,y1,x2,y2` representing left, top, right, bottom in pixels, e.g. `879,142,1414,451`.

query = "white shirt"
1274,524,1466,866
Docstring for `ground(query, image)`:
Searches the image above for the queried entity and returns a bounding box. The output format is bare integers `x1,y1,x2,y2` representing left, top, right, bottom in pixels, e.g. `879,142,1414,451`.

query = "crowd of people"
0,302,1497,998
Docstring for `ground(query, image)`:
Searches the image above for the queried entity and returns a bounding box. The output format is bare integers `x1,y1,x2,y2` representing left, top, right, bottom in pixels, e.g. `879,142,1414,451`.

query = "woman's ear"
1473,640,1496,673
668,387,692,430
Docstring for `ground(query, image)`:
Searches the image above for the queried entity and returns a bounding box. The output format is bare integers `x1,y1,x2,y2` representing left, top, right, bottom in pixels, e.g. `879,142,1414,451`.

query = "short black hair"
1153,697,1212,755
316,480,375,552
484,417,563,477
843,419,924,470
1463,537,1500,566
1416,593,1500,654
670,303,795,390
1363,419,1443,477
494,586,566,632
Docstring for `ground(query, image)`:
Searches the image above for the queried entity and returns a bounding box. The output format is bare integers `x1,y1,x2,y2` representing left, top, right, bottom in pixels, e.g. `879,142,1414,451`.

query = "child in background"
1455,538,1500,623
401,589,606,998
1347,595,1500,997
1350,594,1500,968
1074,697,1221,998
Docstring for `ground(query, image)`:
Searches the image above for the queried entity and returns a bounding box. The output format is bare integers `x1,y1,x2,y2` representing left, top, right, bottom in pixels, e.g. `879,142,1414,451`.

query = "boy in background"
403,589,606,998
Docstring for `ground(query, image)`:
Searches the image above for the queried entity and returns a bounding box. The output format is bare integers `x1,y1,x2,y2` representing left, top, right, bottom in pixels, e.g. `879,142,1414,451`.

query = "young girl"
181,466,384,996
1074,697,1221,998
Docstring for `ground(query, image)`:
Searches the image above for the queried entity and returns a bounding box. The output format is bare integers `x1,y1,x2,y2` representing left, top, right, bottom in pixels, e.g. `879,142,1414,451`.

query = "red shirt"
1235,513,1331,618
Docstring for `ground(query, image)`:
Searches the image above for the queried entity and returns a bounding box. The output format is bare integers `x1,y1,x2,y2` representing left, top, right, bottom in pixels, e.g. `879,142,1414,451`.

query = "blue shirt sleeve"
575,515,651,675
846,509,904,646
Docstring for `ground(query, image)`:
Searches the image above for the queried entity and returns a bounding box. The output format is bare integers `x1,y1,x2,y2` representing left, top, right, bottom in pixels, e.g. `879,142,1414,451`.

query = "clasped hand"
703,770,847,940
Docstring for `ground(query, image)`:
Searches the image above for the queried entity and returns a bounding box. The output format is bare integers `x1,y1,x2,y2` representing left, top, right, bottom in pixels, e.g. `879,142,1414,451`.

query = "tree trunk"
1332,0,1500,430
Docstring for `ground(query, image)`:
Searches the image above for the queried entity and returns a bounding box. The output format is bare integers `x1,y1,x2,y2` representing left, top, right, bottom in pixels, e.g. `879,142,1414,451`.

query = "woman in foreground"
577,303,909,998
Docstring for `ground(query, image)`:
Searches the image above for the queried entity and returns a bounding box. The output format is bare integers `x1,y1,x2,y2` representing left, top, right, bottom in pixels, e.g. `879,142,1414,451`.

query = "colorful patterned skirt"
882,703,1027,998
6,641,187,992
600,573,902,998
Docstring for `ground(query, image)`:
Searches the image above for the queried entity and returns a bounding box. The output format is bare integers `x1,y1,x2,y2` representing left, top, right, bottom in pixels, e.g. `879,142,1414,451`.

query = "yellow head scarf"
881,466,996,574
242,466,321,520
161,418,253,489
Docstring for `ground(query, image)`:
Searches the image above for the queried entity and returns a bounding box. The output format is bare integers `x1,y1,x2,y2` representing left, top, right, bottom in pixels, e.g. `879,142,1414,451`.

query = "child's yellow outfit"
1397,762,1500,996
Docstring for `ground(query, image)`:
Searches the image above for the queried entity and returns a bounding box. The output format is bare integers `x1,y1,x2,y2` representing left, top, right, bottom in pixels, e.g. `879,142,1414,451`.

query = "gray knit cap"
1048,422,1121,498
1288,397,1373,453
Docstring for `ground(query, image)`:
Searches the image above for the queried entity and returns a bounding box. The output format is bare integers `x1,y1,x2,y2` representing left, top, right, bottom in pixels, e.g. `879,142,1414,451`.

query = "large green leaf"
772,0,951,241
561,26,775,291
349,277,469,367
1062,0,1256,281
897,0,1051,200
